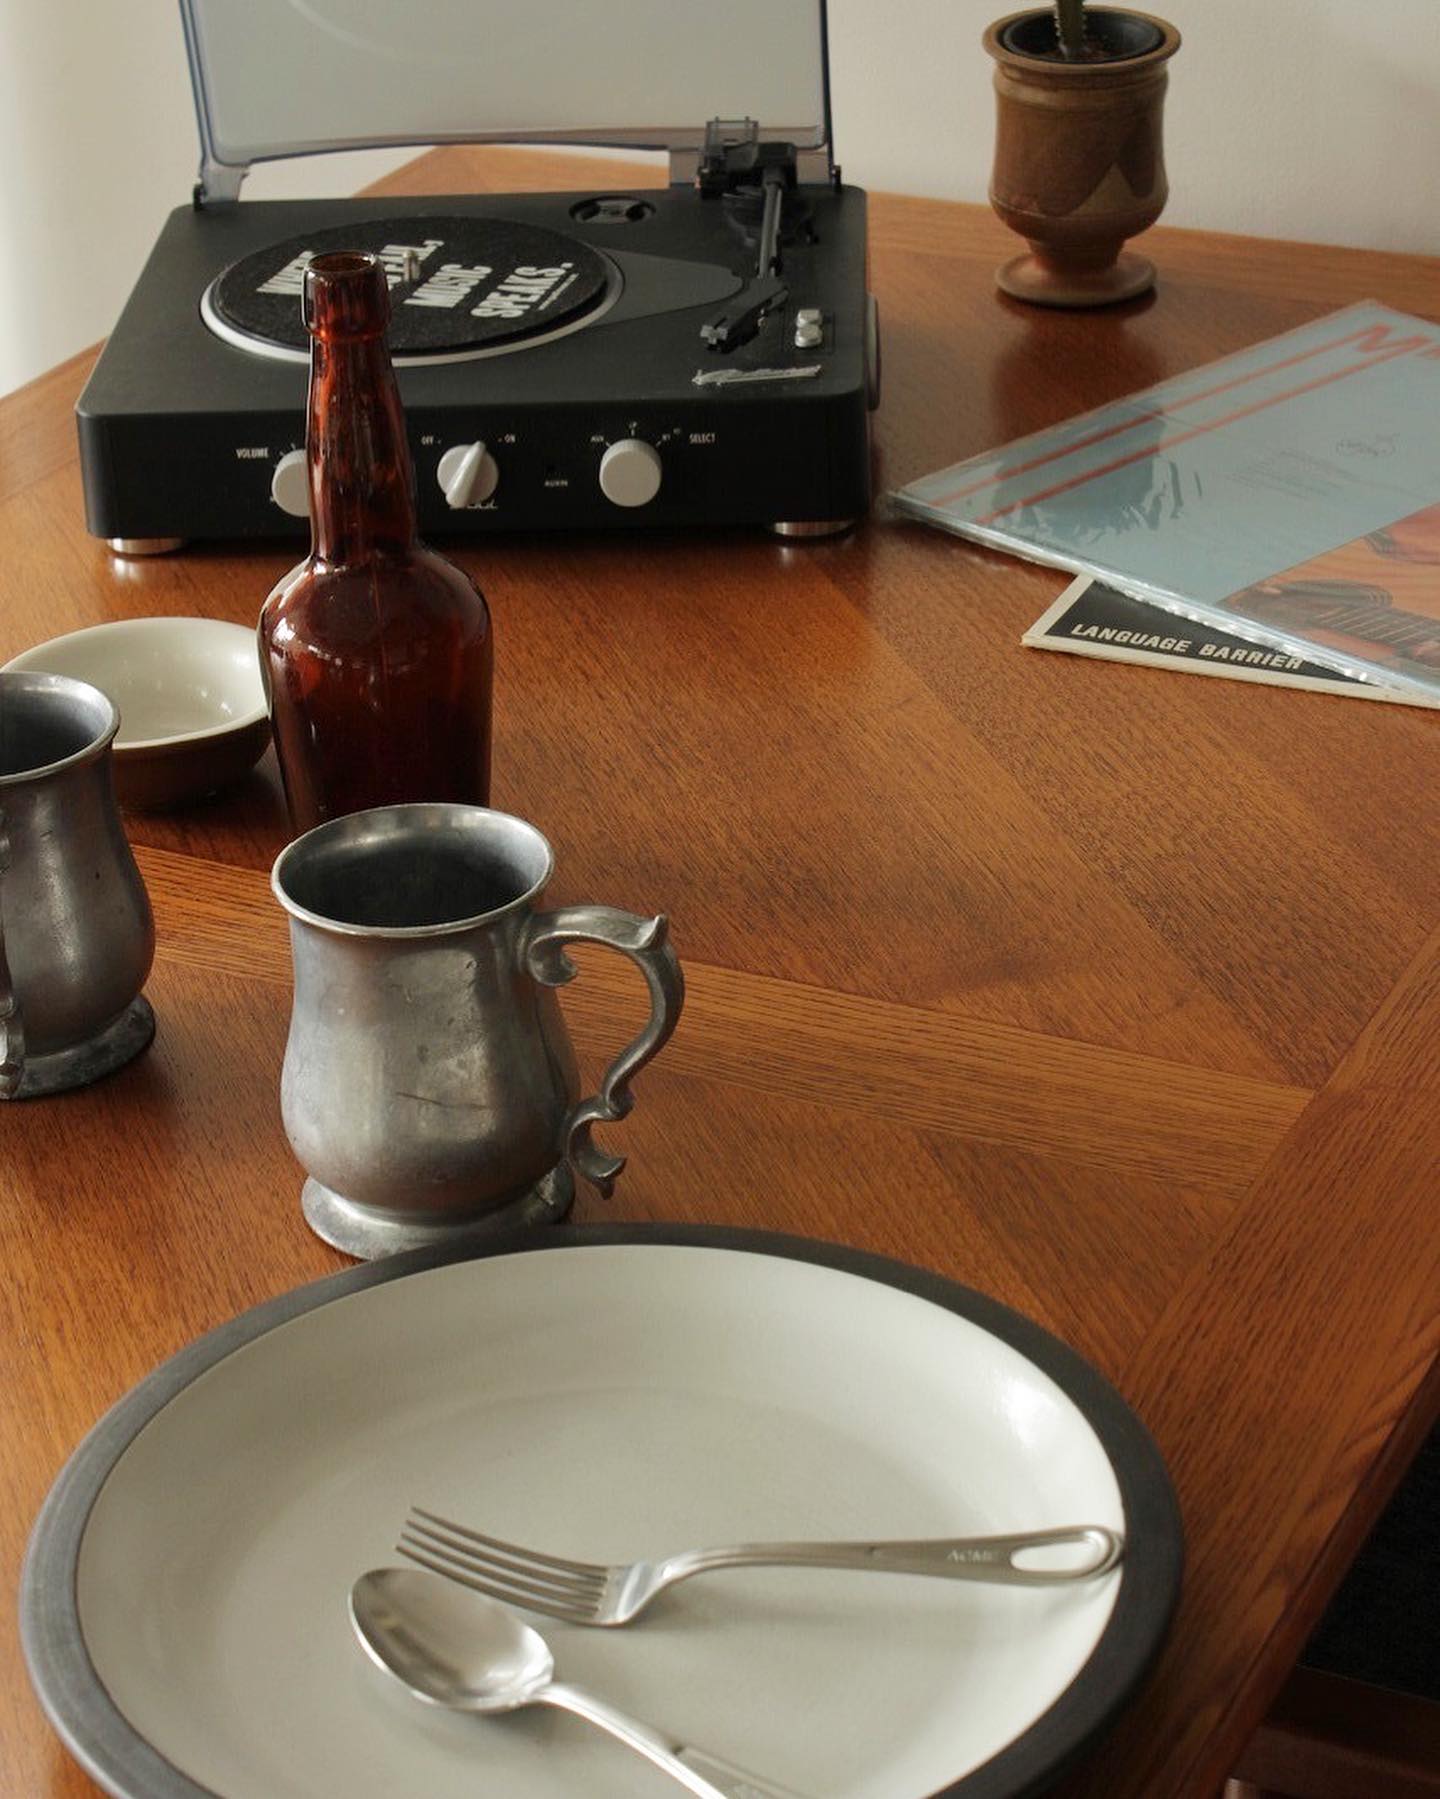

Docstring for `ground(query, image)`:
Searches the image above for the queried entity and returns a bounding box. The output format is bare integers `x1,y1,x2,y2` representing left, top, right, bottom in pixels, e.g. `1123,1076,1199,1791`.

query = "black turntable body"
78,178,875,545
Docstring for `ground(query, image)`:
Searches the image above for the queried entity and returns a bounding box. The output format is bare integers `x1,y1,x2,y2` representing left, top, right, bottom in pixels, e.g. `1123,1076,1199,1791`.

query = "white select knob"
437,442,500,509
598,438,663,508
270,449,310,518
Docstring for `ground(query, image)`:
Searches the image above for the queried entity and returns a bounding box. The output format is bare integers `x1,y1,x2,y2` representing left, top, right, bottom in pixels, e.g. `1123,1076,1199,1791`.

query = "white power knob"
598,438,663,508
270,449,310,518
437,442,500,509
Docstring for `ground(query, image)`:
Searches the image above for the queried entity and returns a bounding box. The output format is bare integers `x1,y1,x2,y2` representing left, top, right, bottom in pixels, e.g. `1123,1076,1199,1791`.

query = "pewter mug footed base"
4,996,155,1101
272,804,684,1261
302,1163,574,1260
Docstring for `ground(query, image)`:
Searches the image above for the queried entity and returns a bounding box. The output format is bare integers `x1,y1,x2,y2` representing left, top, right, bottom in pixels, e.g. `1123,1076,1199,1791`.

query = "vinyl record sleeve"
893,304,1440,703
1024,576,1440,709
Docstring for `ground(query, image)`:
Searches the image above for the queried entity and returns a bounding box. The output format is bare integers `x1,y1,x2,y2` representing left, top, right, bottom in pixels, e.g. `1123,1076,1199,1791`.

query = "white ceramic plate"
23,1227,1181,1799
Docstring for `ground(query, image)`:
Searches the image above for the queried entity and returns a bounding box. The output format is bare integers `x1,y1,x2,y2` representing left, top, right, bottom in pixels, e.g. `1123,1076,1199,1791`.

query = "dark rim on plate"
20,1224,1184,1799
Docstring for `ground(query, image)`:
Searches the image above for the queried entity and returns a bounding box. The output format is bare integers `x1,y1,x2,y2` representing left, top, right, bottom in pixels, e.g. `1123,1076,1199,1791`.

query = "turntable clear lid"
180,0,833,202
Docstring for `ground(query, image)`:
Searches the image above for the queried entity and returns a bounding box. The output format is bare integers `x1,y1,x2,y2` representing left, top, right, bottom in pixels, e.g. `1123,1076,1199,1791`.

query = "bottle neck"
305,326,418,565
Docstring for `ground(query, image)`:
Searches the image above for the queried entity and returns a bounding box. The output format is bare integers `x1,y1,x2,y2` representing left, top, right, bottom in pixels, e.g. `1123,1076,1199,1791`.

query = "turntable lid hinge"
674,118,835,192
695,119,797,197
193,160,246,210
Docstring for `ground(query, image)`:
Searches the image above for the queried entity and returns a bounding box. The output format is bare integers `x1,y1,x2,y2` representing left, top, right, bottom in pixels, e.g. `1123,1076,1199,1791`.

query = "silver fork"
398,1508,1123,1628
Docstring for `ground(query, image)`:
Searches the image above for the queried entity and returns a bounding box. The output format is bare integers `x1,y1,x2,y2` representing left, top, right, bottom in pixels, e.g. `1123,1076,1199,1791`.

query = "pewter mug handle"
522,906,684,1197
0,806,24,1098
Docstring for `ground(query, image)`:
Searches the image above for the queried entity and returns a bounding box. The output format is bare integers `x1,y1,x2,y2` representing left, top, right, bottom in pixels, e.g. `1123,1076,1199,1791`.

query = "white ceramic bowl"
3,617,269,809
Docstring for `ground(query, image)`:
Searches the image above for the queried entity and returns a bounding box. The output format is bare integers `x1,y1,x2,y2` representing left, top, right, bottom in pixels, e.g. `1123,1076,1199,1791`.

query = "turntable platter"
203,215,614,362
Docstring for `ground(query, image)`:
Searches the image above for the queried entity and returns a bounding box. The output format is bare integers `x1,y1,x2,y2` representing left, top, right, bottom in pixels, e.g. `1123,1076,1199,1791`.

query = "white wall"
2,0,1436,397
0,0,415,397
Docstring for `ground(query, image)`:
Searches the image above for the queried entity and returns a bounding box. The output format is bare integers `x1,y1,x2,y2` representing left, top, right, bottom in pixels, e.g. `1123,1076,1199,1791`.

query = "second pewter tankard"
0,670,155,1100
271,803,684,1258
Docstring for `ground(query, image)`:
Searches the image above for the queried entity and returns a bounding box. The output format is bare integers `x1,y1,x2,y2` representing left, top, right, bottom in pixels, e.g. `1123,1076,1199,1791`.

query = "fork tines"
398,1507,609,1623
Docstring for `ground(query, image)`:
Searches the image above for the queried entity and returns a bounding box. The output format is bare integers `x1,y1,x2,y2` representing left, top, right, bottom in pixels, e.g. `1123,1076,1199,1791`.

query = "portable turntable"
77,0,879,552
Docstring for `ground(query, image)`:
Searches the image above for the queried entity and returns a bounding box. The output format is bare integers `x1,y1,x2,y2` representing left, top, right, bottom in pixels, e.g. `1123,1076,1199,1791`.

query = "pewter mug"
271,804,685,1258
0,671,155,1099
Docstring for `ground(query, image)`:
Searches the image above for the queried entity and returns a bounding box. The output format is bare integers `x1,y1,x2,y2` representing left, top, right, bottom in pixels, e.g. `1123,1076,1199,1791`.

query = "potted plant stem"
983,2,1181,306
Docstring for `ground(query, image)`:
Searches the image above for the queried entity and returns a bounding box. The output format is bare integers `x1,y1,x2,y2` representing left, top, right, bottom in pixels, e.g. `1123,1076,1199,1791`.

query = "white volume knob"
270,449,310,518
598,438,663,508
437,442,500,509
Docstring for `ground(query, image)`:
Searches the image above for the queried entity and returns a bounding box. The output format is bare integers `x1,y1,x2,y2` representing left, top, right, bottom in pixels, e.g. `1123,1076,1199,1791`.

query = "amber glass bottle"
260,251,493,834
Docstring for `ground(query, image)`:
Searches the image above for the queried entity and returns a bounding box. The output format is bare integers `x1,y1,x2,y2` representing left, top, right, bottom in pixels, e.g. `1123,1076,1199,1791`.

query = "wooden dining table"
2,145,1438,1798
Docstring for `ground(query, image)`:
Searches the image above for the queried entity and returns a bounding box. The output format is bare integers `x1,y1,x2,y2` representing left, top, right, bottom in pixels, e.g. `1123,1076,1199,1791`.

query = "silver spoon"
350,1566,802,1799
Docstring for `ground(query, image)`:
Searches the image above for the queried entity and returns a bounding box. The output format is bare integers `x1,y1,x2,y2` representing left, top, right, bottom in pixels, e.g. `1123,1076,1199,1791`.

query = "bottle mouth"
310,251,376,278
303,250,392,340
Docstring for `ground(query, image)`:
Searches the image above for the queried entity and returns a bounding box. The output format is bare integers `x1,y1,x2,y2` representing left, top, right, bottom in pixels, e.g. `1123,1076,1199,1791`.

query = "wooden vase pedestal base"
997,245,1156,307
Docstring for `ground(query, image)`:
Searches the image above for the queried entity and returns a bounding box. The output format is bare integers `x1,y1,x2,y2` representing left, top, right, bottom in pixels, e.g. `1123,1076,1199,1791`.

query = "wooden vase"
984,8,1181,307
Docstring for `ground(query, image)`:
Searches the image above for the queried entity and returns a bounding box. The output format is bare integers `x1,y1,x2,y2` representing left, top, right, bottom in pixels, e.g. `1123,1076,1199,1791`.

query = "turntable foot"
769,519,856,539
107,537,185,557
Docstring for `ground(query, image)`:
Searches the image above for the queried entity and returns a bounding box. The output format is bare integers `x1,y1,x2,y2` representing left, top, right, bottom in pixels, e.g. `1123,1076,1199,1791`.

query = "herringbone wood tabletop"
2,147,1438,1798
